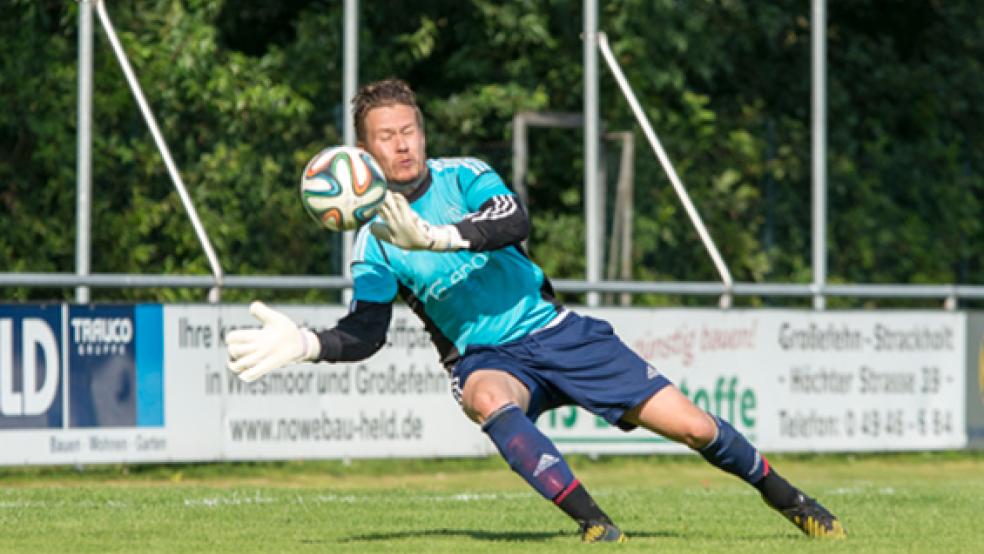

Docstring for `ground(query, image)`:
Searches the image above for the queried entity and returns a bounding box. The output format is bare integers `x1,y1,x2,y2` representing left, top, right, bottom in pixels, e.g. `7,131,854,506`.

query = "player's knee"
461,371,529,424
681,412,717,449
464,389,513,424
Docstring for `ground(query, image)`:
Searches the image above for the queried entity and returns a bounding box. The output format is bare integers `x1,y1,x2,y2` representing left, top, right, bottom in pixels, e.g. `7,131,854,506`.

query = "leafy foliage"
1,0,981,305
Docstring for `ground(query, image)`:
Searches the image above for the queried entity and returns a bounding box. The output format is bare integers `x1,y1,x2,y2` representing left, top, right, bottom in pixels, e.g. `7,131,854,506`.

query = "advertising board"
0,304,969,465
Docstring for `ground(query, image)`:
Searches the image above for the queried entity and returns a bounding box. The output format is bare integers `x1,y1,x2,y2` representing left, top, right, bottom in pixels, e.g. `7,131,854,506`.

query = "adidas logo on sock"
533,453,560,477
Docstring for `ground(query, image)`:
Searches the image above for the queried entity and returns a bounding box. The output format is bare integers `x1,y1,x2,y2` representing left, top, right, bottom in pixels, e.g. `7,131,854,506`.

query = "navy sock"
482,403,576,500
698,414,769,484
482,404,611,524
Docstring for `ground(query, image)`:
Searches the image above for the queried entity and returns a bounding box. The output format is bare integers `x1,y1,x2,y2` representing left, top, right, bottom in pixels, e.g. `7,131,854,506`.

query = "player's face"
361,104,427,186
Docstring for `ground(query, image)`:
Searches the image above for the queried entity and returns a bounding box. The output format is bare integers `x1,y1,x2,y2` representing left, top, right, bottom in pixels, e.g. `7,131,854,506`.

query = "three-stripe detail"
467,194,519,222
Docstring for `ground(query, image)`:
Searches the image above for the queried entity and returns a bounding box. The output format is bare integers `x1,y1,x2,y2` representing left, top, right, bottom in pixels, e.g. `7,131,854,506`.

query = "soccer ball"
300,146,388,232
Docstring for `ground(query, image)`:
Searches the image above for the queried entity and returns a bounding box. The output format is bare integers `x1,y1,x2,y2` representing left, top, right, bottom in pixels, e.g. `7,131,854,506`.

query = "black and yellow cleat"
579,520,627,543
776,493,847,538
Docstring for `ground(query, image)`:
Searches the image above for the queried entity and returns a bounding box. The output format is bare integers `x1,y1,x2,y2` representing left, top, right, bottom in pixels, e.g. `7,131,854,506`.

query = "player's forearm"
315,328,385,361
454,195,530,251
314,300,391,362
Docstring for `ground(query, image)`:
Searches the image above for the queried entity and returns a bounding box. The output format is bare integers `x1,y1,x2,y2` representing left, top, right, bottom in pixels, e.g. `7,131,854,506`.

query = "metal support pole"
511,114,528,207
94,0,224,302
512,112,585,211
605,132,635,306
75,0,93,304
812,0,827,310
584,0,601,307
4,271,984,304
511,111,585,253
597,33,734,308
341,0,358,306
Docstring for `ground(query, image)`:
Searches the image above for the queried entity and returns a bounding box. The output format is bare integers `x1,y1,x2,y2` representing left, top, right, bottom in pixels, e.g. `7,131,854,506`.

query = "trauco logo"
70,316,133,356
417,253,489,302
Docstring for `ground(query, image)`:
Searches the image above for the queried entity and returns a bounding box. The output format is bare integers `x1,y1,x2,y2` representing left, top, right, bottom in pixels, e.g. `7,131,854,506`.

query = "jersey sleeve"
312,226,396,363
351,225,398,303
314,300,391,362
455,158,514,210
453,158,530,251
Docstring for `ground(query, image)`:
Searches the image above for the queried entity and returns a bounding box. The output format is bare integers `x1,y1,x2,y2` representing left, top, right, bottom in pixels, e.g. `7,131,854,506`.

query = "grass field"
1,452,982,553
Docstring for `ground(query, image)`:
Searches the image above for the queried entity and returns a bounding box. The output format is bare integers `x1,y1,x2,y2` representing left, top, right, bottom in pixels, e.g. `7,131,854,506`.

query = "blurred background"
1,0,982,307
1,9,983,551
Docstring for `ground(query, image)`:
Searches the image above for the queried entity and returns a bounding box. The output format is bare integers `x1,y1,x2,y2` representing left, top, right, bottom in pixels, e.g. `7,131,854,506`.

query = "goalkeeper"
226,78,846,543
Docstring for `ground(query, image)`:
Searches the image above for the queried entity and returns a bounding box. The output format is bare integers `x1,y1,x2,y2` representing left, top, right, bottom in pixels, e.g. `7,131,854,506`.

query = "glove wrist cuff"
433,224,470,251
299,328,321,361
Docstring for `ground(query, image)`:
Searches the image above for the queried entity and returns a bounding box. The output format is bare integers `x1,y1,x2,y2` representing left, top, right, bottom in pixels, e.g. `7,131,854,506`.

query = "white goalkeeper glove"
370,191,470,251
225,301,320,383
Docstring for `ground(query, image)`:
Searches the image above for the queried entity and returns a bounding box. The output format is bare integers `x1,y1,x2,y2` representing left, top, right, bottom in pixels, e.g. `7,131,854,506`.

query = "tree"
1,0,981,306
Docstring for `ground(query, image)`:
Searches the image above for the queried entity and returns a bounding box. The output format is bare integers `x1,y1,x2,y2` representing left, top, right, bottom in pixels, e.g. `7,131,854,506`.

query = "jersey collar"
401,166,432,203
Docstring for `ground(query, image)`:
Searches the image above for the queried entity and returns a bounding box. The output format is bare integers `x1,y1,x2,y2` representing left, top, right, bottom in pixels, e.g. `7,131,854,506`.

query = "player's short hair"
352,78,424,142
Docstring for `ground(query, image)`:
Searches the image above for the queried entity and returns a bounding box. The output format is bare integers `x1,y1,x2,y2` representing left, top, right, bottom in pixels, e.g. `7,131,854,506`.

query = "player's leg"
460,369,626,543
621,386,846,538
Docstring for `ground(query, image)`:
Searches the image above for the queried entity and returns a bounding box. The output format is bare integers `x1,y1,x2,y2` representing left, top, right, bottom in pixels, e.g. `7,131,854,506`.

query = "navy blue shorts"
451,311,672,431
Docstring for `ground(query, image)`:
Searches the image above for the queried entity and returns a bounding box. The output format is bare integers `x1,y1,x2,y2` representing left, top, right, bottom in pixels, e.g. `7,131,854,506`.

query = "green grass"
1,452,982,553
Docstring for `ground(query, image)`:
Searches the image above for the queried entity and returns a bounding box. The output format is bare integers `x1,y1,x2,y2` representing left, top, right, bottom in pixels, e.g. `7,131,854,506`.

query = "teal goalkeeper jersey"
351,157,560,355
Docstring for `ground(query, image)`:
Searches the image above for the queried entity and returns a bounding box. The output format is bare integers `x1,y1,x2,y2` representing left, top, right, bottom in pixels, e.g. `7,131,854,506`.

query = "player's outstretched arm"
371,191,470,251
315,300,392,362
226,301,320,382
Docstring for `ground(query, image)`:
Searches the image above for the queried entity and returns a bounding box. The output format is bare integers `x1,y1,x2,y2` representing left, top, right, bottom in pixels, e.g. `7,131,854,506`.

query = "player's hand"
225,301,320,382
370,191,469,251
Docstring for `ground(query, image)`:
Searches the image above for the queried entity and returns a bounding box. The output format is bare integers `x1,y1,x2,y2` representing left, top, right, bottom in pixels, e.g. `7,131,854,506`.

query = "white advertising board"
542,309,967,453
184,305,493,460
0,304,968,465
